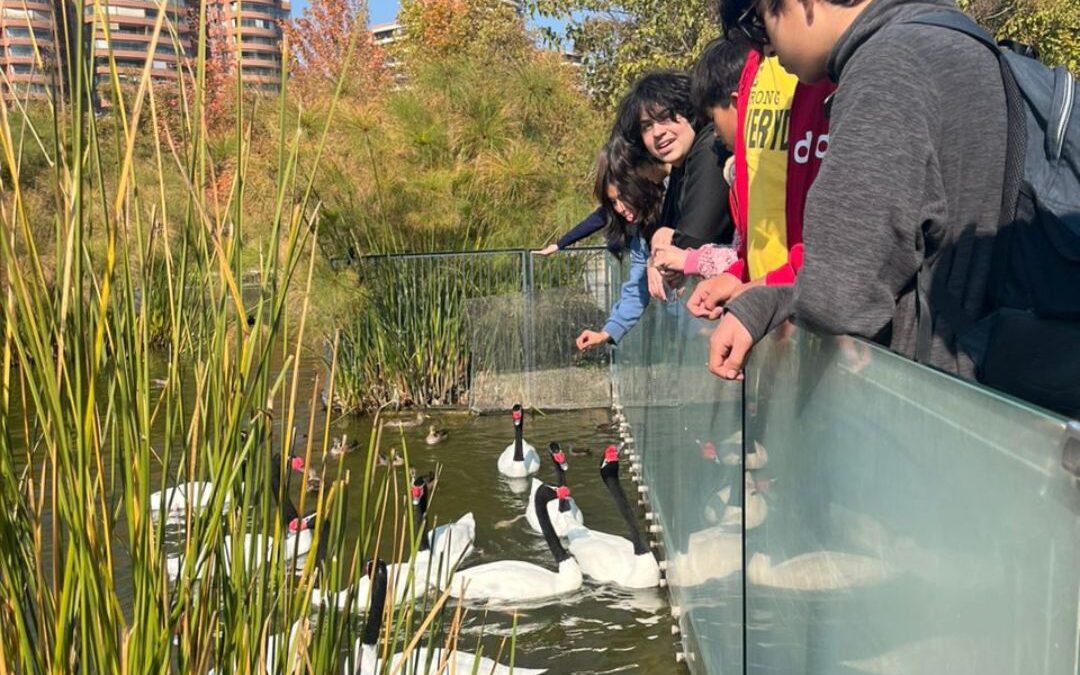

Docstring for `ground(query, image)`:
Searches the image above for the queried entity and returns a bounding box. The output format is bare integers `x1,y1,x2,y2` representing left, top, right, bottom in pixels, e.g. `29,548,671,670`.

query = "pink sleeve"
684,248,704,277
695,244,739,279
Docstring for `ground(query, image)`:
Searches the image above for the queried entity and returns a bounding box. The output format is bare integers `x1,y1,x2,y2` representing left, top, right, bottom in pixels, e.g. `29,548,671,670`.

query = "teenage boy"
708,0,1007,382
616,71,735,256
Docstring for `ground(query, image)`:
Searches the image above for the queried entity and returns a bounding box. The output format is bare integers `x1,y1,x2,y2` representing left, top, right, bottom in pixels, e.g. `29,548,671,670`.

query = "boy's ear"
797,0,816,23
729,92,739,108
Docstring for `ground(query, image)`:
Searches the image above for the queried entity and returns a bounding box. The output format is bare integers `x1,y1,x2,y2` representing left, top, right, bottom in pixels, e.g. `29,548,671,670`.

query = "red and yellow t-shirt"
728,52,835,285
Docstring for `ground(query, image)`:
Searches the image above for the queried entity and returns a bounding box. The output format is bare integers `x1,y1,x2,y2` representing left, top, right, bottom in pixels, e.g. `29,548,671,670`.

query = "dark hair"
615,70,698,150
691,38,749,120
593,136,665,257
718,0,864,47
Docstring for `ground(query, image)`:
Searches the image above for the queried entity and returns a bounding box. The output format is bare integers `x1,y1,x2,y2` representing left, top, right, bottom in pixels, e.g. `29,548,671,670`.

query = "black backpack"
908,12,1080,418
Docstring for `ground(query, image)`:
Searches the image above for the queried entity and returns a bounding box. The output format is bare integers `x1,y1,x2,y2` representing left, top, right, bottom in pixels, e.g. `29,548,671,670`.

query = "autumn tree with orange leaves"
283,0,388,103
397,0,531,67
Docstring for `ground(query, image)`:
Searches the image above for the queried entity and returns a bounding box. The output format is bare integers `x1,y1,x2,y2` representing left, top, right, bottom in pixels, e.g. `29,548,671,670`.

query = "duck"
703,471,768,530
568,443,593,457
424,425,448,446
376,448,405,467
448,484,581,604
496,403,541,478
328,433,358,457
524,443,584,537
351,561,547,675
565,446,660,589
149,453,306,521
384,412,425,429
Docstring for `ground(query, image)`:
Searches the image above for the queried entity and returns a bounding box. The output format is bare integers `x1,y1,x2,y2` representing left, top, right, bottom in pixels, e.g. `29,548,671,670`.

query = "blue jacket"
603,236,650,344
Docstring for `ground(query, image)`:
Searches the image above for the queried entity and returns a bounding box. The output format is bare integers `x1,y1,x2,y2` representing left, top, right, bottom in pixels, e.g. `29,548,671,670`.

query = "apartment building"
218,0,289,92
84,0,194,94
1,0,59,99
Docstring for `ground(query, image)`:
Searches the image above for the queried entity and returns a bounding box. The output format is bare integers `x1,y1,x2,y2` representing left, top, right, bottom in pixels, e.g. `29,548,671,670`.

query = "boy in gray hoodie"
709,0,1007,381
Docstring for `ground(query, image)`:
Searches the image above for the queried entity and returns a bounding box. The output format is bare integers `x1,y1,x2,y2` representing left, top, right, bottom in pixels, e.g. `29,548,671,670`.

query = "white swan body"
310,561,431,609
149,481,226,520
166,527,314,581
665,527,742,587
497,404,540,477
354,644,546,675
525,479,583,537
449,484,581,604
564,447,659,589
351,561,546,675
425,513,475,584
703,472,768,530
747,551,896,591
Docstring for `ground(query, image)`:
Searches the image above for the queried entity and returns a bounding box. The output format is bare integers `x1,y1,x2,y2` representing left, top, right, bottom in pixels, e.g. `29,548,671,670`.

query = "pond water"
325,406,680,674
6,354,681,674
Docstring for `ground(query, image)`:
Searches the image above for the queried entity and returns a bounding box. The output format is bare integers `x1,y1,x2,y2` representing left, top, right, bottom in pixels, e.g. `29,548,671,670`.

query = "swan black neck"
601,460,648,556
412,480,430,552
268,455,301,526
534,484,571,564
512,405,524,461
361,560,389,647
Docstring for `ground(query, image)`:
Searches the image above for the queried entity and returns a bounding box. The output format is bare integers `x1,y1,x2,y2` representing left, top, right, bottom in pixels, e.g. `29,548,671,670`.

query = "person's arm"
672,125,735,249
790,41,939,339
602,237,651,344
552,207,606,252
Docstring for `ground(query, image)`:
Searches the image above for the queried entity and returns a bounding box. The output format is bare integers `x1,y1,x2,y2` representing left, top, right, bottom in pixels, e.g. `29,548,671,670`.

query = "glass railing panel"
742,326,1080,675
613,276,745,675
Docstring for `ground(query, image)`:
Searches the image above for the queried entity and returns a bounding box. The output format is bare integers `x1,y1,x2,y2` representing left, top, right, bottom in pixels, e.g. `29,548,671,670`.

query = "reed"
0,2,506,671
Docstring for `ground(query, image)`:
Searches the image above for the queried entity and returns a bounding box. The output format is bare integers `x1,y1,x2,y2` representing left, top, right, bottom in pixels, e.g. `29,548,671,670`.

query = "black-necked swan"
149,454,305,521
448,484,581,604
703,471,768,530
525,443,584,536
410,474,475,586
496,403,540,478
352,561,547,674
565,446,660,589
165,456,320,580
746,551,896,591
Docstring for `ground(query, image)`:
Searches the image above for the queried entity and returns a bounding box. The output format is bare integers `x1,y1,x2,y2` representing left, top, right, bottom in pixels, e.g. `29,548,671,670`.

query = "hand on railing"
533,244,559,256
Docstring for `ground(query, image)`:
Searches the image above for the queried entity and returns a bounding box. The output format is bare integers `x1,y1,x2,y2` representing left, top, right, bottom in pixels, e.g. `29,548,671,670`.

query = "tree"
397,0,533,68
283,0,389,103
527,0,720,109
960,0,1080,74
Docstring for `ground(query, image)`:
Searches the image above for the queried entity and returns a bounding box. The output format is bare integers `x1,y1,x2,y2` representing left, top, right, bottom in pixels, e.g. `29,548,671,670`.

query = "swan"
448,484,581,604
165,458,323,581
384,412,425,429
565,446,660,589
352,561,547,675
664,527,742,588
719,440,768,470
524,443,584,536
311,475,473,609
149,454,305,521
425,425,449,445
703,471,768,530
746,551,896,591
496,403,540,478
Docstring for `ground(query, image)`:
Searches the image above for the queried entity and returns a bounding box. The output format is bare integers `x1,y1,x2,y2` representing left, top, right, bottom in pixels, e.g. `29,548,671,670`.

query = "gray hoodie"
727,0,1007,378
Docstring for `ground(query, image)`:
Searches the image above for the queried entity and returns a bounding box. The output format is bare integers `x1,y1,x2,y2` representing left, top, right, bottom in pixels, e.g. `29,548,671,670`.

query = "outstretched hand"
576,329,611,351
687,274,741,320
709,313,754,380
534,244,559,256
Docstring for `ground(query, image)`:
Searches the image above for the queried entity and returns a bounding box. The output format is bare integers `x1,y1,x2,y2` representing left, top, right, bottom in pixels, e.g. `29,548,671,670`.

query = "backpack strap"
905,11,1027,364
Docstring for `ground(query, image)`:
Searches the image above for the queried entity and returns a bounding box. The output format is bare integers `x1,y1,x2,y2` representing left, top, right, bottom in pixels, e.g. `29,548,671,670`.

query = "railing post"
522,250,536,408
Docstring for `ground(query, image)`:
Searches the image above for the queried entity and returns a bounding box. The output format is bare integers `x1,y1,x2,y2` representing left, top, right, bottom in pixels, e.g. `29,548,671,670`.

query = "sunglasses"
734,3,770,48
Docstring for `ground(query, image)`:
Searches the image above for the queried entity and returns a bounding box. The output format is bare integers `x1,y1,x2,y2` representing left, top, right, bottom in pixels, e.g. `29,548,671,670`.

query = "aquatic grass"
0,1,507,672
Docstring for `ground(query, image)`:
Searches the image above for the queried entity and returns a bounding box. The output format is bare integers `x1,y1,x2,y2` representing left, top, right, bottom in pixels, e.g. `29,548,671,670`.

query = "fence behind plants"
334,248,616,412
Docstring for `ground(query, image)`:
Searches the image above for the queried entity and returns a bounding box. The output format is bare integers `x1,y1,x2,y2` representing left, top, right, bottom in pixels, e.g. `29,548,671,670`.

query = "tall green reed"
0,1,507,672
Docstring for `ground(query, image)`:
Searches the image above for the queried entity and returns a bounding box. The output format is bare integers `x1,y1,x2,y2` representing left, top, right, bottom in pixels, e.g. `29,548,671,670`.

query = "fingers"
709,315,754,380
575,332,590,351
647,267,666,300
